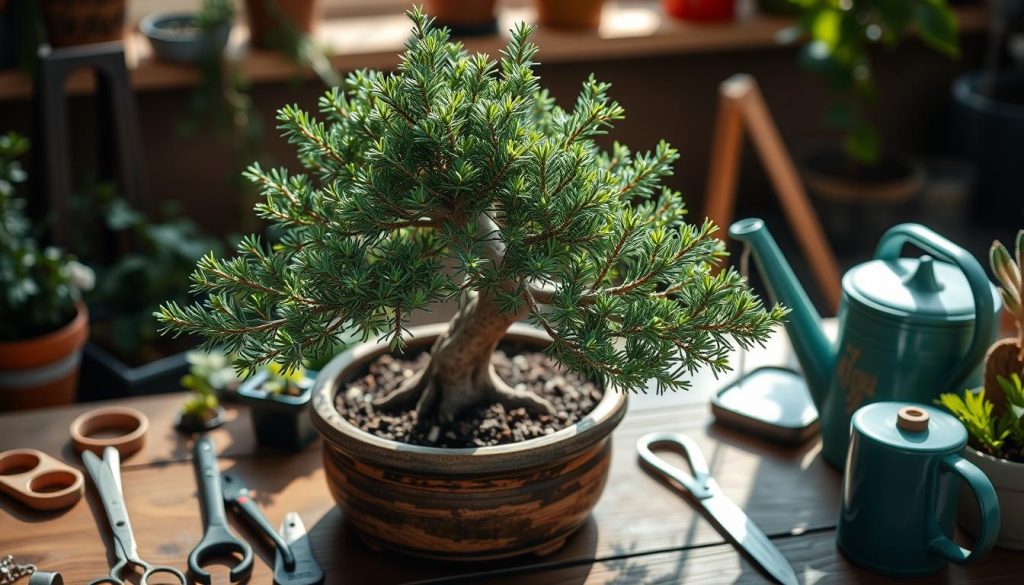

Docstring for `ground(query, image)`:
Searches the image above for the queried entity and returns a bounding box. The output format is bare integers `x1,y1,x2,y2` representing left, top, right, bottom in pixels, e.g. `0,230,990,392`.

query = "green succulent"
940,373,1024,462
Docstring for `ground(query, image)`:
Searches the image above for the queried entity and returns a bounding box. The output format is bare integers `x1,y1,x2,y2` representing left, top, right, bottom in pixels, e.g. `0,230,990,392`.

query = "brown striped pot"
0,304,88,411
310,322,628,560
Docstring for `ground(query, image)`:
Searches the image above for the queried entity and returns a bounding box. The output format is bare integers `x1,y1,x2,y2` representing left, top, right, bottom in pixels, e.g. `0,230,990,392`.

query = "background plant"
180,350,235,420
0,132,88,341
159,10,785,423
786,0,960,165
940,373,1024,462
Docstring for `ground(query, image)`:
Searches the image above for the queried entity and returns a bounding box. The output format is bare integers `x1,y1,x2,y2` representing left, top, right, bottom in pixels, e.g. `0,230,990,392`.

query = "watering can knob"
897,407,930,432
903,256,944,292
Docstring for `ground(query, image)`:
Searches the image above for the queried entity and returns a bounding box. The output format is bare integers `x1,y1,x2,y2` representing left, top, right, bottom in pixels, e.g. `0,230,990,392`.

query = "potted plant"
424,0,498,36
536,0,604,29
952,0,1024,229
39,0,126,48
784,0,959,222
940,374,1024,549
0,133,92,411
157,9,783,559
237,363,318,451
175,351,233,433
982,229,1024,412
140,0,234,65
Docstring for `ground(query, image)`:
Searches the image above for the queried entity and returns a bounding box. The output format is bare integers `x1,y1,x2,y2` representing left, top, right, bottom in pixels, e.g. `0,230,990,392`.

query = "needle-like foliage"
158,9,785,421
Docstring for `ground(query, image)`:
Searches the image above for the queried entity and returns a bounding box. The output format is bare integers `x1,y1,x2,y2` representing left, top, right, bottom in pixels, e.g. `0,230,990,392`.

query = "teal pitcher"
729,219,1000,468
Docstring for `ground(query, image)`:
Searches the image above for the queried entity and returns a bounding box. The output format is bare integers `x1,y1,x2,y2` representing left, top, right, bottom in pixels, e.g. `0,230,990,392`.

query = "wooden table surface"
1,335,1022,584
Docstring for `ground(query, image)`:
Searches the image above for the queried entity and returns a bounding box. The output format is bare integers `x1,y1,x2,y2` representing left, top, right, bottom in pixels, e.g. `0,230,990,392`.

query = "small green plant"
787,0,960,166
158,10,784,425
940,373,1024,462
180,350,238,420
262,362,307,396
0,132,90,341
197,0,235,30
990,230,1024,358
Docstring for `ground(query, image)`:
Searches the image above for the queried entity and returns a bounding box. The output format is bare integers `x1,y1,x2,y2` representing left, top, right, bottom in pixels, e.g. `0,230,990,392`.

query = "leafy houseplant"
940,374,1024,549
787,0,960,203
158,9,783,558
0,133,91,410
140,0,234,65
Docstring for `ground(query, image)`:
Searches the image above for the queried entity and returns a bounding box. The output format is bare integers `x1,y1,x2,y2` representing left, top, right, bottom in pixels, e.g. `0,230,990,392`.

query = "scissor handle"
637,432,714,499
140,565,188,585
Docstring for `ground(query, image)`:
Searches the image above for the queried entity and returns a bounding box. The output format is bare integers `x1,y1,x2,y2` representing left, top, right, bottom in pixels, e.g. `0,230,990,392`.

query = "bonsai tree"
788,0,960,165
984,230,1024,412
158,10,785,424
1,132,90,341
940,373,1024,462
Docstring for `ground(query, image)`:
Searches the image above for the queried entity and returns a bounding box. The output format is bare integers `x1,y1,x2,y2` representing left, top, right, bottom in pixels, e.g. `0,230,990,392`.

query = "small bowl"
140,12,231,64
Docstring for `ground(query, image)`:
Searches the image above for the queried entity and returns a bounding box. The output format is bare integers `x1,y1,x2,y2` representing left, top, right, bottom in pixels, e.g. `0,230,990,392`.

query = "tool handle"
233,497,296,571
193,437,229,528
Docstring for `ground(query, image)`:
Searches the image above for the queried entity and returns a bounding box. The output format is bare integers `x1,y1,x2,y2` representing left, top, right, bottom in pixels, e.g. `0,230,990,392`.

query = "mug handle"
927,453,1000,564
874,224,996,395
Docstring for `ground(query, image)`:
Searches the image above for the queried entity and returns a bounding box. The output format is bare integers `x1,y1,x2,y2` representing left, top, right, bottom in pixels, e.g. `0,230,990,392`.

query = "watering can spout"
729,218,834,408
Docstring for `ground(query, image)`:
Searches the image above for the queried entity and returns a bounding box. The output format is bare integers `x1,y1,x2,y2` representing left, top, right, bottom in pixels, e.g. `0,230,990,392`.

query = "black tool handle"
233,497,296,571
193,436,229,528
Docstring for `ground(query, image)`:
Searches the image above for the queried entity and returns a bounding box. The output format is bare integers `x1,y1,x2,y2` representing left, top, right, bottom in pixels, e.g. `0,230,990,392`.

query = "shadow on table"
304,507,600,585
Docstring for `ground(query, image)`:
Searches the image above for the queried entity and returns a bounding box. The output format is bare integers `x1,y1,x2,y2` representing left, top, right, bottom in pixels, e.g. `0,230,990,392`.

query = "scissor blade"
700,487,798,585
274,513,324,585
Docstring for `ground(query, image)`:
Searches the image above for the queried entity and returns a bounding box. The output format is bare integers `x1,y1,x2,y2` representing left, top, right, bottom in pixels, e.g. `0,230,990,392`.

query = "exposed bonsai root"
484,366,557,415
373,367,429,410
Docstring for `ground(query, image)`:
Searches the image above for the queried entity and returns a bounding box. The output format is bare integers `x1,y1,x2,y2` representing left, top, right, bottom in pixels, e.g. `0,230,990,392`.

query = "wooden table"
1,340,1022,584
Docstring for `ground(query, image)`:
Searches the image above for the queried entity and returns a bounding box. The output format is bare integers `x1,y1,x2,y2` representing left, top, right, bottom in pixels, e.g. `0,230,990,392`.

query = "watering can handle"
874,224,996,395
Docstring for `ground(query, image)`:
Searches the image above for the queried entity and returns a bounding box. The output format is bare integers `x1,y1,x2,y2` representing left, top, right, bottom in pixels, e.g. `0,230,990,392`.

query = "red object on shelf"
664,0,735,21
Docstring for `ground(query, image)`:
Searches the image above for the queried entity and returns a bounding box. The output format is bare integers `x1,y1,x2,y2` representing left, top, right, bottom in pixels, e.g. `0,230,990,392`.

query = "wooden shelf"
0,2,990,101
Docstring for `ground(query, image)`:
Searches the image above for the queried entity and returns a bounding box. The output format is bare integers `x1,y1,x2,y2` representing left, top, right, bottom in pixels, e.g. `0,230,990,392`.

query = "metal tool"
82,446,187,585
27,573,62,585
188,437,253,584
221,474,323,584
275,513,324,585
637,432,798,585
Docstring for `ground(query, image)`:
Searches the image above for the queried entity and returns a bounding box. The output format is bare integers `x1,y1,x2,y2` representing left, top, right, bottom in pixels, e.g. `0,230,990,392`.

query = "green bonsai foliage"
788,0,960,165
158,10,785,423
940,374,1024,462
0,133,89,341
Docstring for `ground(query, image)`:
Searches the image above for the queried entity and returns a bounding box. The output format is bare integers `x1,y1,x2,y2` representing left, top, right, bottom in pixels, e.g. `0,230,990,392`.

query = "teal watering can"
729,219,1000,468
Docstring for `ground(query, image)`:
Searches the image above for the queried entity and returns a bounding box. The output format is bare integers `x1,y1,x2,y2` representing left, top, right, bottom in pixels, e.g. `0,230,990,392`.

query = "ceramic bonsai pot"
425,0,498,37
535,0,604,29
238,369,318,451
310,322,628,560
0,304,88,411
959,446,1024,549
140,12,231,64
40,0,126,48
245,0,318,49
665,0,736,21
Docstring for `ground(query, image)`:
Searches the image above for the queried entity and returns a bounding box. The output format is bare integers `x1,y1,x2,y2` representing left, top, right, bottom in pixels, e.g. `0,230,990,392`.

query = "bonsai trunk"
373,291,556,422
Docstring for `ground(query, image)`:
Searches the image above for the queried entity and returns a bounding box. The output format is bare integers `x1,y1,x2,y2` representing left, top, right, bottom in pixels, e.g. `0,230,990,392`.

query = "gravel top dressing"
336,350,603,448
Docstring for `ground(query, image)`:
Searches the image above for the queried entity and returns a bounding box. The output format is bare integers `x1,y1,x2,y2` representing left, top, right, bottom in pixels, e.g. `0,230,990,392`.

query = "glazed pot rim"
310,322,628,474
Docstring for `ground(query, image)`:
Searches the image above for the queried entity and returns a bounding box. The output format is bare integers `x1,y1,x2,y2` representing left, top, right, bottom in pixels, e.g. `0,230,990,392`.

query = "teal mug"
837,402,1000,576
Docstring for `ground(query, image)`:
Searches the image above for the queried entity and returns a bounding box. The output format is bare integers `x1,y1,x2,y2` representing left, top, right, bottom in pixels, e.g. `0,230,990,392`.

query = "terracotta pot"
40,0,126,48
310,323,628,560
245,0,319,49
982,338,1022,414
0,304,88,411
536,0,605,29
425,0,498,36
665,0,735,21
959,446,1024,549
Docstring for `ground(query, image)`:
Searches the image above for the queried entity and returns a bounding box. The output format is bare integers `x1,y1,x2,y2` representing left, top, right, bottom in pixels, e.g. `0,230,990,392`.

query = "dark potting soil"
335,350,603,448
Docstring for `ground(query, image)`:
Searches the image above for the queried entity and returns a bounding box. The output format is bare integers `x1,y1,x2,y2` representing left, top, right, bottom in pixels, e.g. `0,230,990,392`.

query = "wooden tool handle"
0,448,83,511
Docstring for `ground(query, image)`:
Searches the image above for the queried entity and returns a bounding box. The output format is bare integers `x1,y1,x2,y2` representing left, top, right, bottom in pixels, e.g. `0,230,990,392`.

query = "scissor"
82,446,188,585
637,432,799,585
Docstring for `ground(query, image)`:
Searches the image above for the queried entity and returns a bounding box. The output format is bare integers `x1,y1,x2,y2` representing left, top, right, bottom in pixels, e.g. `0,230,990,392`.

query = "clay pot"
40,0,126,48
665,0,736,21
959,446,1024,549
425,0,498,36
245,0,319,49
0,304,88,411
535,0,605,29
982,338,1022,414
310,323,628,560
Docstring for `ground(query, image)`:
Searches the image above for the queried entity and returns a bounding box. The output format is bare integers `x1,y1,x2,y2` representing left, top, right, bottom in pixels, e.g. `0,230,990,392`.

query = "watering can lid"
845,256,994,324
852,402,967,453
